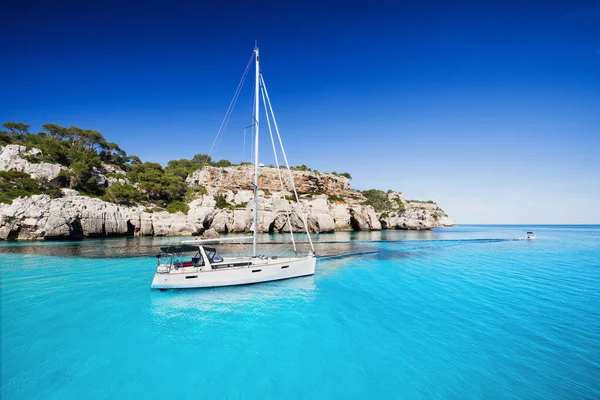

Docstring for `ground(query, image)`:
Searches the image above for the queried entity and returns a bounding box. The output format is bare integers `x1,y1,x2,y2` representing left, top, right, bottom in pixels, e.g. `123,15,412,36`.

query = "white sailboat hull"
151,255,316,289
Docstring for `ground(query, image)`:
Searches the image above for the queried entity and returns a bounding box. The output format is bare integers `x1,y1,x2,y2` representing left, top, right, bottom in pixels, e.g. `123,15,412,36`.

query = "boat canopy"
204,247,223,263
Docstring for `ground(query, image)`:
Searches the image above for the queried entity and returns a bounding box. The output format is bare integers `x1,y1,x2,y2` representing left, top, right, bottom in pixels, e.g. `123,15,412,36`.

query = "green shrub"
213,159,232,167
361,189,392,212
102,183,139,205
166,200,190,214
0,171,61,204
284,195,297,202
184,185,209,202
165,158,198,179
328,194,346,203
22,154,43,163
214,194,231,209
0,130,12,145
394,198,406,212
291,164,311,171
340,172,352,179
127,162,187,201
192,153,212,165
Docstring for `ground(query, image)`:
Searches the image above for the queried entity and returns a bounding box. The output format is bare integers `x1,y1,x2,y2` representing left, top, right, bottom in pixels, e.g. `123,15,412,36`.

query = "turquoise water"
1,226,599,399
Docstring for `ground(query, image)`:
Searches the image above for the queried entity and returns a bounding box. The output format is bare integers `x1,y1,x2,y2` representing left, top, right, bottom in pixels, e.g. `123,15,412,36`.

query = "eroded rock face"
0,162,453,240
187,166,351,195
0,145,64,181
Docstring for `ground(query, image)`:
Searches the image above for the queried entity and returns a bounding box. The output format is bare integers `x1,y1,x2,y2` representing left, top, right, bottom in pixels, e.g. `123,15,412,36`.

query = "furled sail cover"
160,244,199,253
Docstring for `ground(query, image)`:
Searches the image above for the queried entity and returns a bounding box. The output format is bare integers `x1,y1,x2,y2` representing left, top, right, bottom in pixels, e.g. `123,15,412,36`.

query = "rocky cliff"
0,144,64,181
0,146,453,240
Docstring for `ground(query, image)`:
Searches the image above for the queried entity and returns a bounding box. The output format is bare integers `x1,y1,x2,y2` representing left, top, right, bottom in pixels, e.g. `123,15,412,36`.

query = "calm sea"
1,225,599,399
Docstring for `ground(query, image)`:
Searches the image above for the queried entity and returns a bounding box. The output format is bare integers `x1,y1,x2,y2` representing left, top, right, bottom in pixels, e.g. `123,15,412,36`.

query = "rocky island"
0,122,453,240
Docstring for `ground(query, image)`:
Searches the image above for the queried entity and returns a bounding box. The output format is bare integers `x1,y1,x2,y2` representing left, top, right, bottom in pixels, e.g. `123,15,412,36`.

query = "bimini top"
527,232,534,235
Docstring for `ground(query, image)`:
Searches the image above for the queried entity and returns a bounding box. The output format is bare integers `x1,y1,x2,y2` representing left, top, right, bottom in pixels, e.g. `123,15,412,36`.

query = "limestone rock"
0,145,64,181
0,163,453,240
187,165,350,195
200,228,220,239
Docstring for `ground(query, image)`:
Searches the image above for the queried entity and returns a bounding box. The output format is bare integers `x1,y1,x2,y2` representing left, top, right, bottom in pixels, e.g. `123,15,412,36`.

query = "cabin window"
252,269,261,273
204,247,224,263
186,275,198,279
281,265,289,269
192,256,204,267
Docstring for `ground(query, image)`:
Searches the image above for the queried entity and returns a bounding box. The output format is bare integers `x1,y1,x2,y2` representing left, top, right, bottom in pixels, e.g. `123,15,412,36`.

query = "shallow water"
1,226,599,399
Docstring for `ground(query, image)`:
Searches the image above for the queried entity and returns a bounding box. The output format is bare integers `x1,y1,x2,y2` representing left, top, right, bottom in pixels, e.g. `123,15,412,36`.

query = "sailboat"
151,46,317,289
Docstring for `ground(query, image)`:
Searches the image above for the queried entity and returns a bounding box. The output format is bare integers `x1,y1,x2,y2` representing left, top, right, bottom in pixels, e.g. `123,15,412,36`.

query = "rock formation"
0,144,64,181
0,147,454,240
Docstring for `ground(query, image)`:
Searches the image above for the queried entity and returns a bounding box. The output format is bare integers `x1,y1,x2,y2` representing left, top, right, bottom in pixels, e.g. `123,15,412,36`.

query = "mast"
252,46,260,256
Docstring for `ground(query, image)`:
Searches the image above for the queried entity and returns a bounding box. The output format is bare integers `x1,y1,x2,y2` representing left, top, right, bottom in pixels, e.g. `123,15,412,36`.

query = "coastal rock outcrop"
0,157,454,240
0,145,64,181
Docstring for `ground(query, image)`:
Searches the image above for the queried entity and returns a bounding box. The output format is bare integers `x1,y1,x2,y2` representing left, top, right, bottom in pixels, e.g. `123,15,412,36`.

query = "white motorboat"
151,45,316,289
526,231,536,240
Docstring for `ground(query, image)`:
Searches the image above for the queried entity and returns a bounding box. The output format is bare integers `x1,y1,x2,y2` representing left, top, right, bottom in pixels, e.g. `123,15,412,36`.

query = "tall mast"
252,46,260,256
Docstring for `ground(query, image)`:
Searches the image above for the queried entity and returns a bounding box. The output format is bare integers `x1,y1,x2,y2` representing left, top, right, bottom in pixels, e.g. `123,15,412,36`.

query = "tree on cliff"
192,153,212,165
0,121,359,214
2,122,30,136
42,124,68,139
127,162,187,202
165,159,198,179
0,171,61,204
362,189,393,212
102,182,139,205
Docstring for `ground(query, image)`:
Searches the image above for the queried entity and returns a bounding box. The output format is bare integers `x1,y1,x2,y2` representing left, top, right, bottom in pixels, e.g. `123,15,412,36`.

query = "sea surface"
1,225,599,399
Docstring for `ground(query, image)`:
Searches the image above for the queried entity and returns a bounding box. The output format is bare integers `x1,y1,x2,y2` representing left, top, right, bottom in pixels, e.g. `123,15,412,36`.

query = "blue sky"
1,0,599,224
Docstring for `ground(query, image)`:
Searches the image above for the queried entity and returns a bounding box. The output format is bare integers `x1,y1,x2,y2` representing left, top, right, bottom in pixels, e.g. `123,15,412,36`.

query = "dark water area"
0,227,521,259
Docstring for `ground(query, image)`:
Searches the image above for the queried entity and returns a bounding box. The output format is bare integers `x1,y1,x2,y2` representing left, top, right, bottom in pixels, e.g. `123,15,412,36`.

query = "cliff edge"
0,145,453,240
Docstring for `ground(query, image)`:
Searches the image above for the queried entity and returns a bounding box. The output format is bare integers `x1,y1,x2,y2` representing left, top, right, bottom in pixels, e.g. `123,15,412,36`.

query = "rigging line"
211,54,253,160
268,239,295,253
203,51,254,170
260,78,297,253
260,74,315,253
215,57,253,156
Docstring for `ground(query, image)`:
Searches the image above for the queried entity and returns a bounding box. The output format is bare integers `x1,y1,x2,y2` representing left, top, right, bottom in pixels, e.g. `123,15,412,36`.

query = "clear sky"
2,0,599,224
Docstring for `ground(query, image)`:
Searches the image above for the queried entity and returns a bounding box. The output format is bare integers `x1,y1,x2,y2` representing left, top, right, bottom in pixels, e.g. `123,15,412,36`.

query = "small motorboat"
526,232,536,240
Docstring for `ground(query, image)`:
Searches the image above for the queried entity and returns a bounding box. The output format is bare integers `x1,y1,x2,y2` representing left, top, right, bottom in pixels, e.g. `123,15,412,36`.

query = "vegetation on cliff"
361,189,406,215
1,121,352,210
0,122,237,211
0,171,61,204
